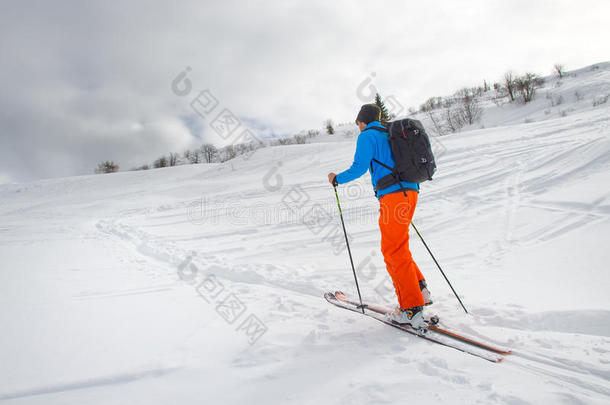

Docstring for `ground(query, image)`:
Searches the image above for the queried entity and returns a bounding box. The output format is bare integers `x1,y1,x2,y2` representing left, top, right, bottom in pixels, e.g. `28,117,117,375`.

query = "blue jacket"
336,121,419,198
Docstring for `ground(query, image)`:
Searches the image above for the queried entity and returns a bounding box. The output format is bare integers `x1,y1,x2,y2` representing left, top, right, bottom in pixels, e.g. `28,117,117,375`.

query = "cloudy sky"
1,0,608,183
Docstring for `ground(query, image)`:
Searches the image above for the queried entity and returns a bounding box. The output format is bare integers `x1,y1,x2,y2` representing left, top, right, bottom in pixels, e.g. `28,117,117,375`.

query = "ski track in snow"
1,64,610,404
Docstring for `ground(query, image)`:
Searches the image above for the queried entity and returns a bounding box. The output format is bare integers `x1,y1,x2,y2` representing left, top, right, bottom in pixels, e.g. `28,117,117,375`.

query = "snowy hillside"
1,63,609,404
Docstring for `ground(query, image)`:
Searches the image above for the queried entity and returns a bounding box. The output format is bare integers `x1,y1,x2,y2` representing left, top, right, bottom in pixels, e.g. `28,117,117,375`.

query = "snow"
1,63,609,404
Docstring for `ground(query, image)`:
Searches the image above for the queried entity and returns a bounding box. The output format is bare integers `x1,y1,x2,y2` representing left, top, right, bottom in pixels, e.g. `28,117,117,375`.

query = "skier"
327,104,432,328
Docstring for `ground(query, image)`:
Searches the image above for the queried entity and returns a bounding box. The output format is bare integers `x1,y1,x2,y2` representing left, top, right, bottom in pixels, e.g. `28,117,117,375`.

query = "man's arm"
332,133,374,185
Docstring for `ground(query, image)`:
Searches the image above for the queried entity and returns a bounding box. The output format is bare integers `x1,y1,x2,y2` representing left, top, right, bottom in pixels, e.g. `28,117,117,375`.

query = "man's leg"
379,191,424,309
401,197,425,283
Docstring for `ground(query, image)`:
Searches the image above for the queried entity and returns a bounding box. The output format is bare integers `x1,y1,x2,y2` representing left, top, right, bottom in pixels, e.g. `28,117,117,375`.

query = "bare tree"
153,156,168,168
185,149,202,164
554,64,565,78
95,161,119,174
293,134,308,144
221,144,237,162
444,107,463,133
458,93,482,125
234,142,254,156
169,152,179,166
515,72,540,103
420,96,443,112
307,129,320,138
426,111,444,136
276,137,293,145
504,71,516,102
201,144,218,163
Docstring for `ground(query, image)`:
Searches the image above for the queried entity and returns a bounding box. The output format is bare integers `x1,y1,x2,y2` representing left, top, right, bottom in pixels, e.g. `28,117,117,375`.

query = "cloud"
0,0,609,182
0,172,13,185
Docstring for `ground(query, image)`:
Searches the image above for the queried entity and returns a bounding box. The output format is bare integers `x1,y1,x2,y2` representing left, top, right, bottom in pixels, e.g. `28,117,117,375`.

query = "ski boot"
387,306,425,329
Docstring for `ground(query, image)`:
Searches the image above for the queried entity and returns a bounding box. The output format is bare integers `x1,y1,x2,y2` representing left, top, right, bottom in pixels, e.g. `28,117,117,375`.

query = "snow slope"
1,63,609,404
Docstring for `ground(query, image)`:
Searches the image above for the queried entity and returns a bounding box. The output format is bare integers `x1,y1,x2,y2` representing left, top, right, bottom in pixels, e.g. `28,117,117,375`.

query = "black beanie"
356,104,381,124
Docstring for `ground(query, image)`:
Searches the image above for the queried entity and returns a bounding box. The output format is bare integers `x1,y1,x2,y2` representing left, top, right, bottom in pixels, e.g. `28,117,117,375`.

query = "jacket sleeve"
336,133,375,184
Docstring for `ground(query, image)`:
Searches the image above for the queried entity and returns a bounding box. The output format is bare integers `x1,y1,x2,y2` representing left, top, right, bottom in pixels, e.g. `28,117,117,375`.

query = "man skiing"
327,104,431,328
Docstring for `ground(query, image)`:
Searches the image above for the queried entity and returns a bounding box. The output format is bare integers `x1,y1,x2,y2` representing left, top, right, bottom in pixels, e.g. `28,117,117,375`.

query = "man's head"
355,104,381,132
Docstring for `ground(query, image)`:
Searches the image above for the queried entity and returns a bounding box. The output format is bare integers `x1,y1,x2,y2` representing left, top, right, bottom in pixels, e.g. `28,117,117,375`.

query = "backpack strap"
367,124,409,197
371,158,393,172
367,124,392,173
367,126,388,133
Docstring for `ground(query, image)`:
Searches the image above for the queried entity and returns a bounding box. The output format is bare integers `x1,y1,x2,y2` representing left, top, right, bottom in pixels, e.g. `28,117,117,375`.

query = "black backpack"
369,119,437,192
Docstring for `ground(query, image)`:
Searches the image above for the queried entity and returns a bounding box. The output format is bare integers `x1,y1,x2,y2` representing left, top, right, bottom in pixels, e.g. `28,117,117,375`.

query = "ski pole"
333,185,364,313
411,221,469,314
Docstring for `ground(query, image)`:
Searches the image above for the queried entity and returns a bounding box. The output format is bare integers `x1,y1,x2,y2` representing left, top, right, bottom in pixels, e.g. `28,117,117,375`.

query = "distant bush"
424,88,483,135
169,152,179,167
201,144,218,163
153,156,168,168
95,161,119,174
307,129,320,138
515,73,541,103
130,164,150,171
504,71,516,102
426,111,444,135
276,137,293,145
420,96,443,113
271,131,313,145
293,135,308,144
184,149,201,164
455,88,483,125
221,145,237,162
554,64,566,78
444,106,463,133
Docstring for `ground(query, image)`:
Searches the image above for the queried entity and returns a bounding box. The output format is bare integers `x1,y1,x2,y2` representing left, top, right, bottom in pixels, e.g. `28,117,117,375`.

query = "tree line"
96,63,568,174
94,130,321,174
415,64,570,135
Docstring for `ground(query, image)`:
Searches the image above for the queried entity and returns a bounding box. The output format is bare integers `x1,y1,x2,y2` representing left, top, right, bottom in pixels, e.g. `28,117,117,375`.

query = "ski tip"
324,292,336,300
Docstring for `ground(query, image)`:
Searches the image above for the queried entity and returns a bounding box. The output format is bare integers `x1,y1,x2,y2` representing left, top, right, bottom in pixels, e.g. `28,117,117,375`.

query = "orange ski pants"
379,190,425,310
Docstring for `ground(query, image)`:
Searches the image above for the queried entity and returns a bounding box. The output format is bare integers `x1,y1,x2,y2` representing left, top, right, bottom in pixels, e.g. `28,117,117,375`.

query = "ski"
325,292,505,363
333,291,512,356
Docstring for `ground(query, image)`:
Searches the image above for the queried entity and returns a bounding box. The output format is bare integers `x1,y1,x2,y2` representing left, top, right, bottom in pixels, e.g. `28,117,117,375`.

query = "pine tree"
374,93,391,124
325,119,335,135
